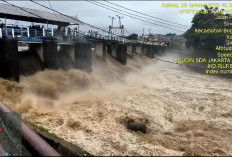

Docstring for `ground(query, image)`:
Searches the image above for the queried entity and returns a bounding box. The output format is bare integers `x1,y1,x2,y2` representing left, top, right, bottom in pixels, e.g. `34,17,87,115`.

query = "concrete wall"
93,42,106,61
0,38,158,81
141,45,147,55
146,46,153,58
74,43,92,71
116,44,127,65
102,43,106,61
106,43,127,65
61,45,75,61
140,45,159,58
107,44,112,55
94,42,103,58
0,39,19,81
43,41,61,70
153,46,160,55
135,45,142,55
59,45,74,70
111,44,117,58
19,50,43,76
127,45,133,57
35,41,93,71
29,43,43,61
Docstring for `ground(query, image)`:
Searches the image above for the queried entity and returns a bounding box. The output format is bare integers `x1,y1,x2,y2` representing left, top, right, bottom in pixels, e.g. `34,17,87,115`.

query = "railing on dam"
0,25,114,43
0,25,80,39
0,24,160,46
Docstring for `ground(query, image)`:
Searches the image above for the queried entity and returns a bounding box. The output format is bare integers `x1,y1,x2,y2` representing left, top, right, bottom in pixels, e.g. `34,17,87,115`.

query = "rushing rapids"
1,49,232,156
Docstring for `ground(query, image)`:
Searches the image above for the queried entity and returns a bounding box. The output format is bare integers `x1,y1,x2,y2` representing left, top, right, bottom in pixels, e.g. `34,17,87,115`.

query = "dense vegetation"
184,6,229,51
126,33,138,40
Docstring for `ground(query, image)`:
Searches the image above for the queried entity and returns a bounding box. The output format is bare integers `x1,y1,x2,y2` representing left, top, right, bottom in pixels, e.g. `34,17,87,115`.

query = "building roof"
0,3,83,26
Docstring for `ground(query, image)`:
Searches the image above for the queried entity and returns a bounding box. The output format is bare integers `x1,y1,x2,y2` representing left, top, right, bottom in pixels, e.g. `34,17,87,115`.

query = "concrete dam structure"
0,3,163,81
0,38,161,81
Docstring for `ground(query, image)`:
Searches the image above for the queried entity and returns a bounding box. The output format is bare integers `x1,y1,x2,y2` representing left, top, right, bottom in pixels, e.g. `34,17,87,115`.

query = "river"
1,48,232,156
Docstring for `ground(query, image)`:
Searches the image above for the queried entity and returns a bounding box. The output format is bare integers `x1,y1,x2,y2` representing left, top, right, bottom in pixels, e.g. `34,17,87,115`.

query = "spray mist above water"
14,49,198,114
15,54,153,114
9,50,232,156
16,69,108,113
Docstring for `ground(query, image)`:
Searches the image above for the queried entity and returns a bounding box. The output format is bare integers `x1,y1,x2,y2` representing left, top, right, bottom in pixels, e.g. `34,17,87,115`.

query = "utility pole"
116,15,123,29
142,28,145,37
116,15,124,36
109,16,115,27
109,16,115,39
142,28,145,44
148,28,152,40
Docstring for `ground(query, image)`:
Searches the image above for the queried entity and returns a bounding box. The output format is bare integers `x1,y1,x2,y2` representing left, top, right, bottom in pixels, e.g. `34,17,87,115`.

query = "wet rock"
126,119,147,134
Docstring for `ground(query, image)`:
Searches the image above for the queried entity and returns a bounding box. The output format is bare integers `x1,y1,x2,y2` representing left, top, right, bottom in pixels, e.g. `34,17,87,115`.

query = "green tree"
184,6,227,51
126,33,138,40
165,33,176,36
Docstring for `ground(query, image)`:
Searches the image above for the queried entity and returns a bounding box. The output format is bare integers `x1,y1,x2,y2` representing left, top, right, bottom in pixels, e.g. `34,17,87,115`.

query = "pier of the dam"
0,39,162,81
0,2,164,82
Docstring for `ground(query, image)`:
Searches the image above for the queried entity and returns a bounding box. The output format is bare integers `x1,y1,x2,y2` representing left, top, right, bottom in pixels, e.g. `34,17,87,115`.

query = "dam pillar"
19,43,43,75
102,43,107,61
116,44,127,65
145,45,150,57
153,45,159,55
94,42,102,58
74,43,92,71
126,44,133,58
107,44,112,55
155,45,161,54
94,42,106,61
141,44,148,55
43,41,60,70
152,46,156,58
111,44,117,58
0,39,19,81
146,45,155,58
135,44,142,55
147,45,155,58
159,46,166,53
59,45,74,70
132,45,136,56
29,43,43,62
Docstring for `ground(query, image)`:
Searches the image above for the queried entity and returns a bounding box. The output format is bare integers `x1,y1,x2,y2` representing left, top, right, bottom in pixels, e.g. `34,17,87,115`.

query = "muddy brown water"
1,50,232,156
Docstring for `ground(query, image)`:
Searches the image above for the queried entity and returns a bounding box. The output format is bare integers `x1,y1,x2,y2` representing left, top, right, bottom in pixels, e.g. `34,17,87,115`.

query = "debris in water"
126,119,147,134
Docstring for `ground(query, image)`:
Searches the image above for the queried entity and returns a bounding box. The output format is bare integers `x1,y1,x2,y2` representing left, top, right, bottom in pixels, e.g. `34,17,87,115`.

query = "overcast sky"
0,1,230,36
